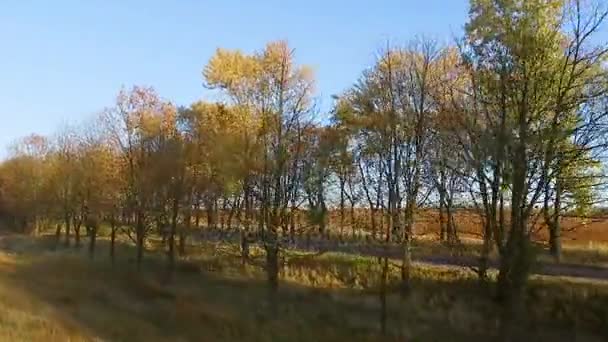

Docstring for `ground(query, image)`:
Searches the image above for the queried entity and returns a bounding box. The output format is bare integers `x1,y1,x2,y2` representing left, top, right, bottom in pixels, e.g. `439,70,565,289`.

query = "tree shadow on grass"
0,234,607,341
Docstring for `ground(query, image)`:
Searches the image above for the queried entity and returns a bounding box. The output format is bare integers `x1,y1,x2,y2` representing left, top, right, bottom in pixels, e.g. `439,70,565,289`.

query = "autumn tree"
336,40,441,295
204,41,315,298
0,134,49,233
460,0,608,334
300,126,333,236
104,85,176,270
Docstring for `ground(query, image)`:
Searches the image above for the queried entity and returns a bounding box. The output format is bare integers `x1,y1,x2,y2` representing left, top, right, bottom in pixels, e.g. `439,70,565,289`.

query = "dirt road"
198,230,608,281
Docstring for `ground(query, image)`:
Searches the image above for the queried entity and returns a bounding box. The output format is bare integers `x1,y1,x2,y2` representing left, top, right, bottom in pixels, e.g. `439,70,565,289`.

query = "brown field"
321,208,608,245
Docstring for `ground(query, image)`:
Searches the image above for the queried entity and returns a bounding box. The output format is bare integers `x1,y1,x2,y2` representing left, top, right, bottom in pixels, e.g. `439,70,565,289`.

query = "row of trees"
1,0,607,329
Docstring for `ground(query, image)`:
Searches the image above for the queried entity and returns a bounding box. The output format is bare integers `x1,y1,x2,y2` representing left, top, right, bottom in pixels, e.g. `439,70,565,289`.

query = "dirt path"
418,254,608,280
198,230,608,281
301,239,608,281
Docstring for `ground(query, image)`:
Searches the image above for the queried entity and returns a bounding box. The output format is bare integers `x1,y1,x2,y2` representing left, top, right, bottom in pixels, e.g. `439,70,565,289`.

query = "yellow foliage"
203,40,315,114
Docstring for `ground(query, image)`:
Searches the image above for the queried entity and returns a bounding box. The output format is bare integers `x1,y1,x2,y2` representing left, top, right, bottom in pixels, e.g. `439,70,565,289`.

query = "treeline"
1,0,608,329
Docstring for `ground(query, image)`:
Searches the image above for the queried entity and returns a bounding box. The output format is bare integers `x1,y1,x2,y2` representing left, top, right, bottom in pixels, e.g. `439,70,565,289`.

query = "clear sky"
0,0,469,157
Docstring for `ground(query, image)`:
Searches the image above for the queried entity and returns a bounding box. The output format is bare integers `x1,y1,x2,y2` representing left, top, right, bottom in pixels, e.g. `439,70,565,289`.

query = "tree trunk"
319,201,327,238
265,229,279,307
168,197,178,278
136,211,145,271
180,208,190,257
228,197,237,230
549,180,562,262
110,217,116,265
497,218,530,338
64,214,71,247
206,199,214,229
242,184,251,261
497,137,531,338
214,198,219,231
195,197,201,229
74,217,82,248
449,212,458,243
479,218,492,281
241,229,250,265
157,216,166,245
32,216,39,236
401,201,413,297
439,192,446,241
136,233,144,270
446,198,458,244
379,255,389,334
349,202,356,238
340,178,346,239
54,223,62,249
88,223,97,260
369,206,376,240
122,211,129,226
220,197,227,230
266,245,279,312
289,206,296,244
549,224,561,262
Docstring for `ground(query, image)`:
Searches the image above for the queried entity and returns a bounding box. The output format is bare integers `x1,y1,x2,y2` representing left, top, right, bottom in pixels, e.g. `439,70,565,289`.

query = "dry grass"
558,242,608,266
0,252,88,341
0,234,606,341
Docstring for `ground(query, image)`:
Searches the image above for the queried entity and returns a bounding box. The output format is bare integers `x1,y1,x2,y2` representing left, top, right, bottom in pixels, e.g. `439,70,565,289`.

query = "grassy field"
0,234,606,341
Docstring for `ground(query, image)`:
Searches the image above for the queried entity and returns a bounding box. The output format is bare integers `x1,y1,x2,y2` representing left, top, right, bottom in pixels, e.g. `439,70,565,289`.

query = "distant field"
190,208,608,245
317,208,608,246
413,209,608,244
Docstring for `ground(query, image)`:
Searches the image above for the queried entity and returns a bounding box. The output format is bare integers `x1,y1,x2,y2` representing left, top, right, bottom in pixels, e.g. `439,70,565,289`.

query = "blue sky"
0,0,468,156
